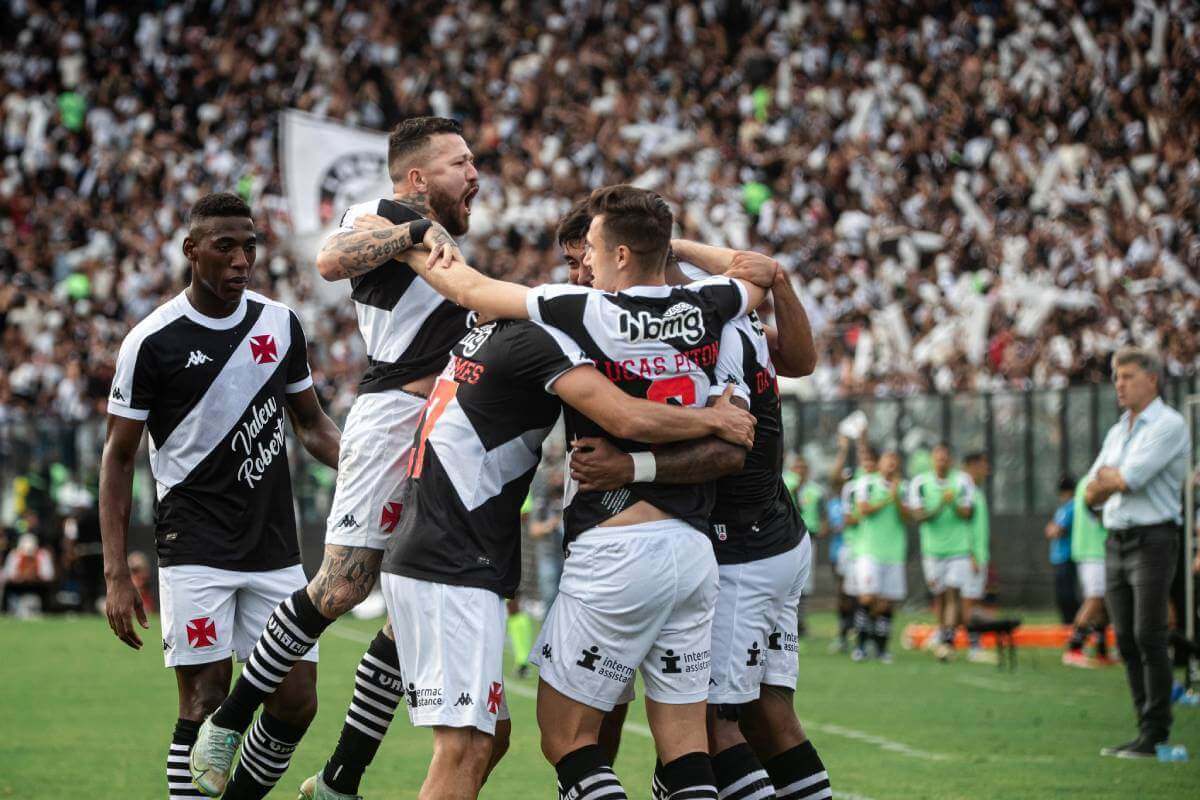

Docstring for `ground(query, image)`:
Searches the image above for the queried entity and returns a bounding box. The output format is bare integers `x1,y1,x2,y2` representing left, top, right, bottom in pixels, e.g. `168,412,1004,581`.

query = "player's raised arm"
99,414,149,650
729,252,818,378
413,243,533,320
315,212,459,282
672,237,773,313
553,370,755,448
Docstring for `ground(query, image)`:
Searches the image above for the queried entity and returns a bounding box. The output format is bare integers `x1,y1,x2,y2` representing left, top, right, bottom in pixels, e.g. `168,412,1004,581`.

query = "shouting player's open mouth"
462,184,478,217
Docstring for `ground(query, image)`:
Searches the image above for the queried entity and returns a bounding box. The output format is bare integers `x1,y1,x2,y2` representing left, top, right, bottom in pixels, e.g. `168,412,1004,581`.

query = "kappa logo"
185,350,213,368
110,386,125,401
454,692,473,707
334,513,359,530
186,617,217,648
541,643,553,662
745,641,761,667
380,502,403,534
576,645,602,671
487,682,503,714
617,301,705,345
249,334,278,364
163,638,172,652
660,649,682,674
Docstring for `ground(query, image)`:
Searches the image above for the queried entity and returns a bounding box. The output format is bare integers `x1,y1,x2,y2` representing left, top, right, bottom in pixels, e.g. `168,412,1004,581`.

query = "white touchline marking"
807,722,951,762
955,675,1019,693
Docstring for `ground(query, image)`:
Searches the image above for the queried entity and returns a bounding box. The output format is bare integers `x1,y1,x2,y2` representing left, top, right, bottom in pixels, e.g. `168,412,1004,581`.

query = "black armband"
409,219,433,245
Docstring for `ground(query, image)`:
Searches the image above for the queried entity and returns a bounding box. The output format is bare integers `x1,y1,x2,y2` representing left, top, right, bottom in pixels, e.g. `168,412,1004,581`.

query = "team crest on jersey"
486,682,503,714
459,323,497,357
380,501,403,533
186,617,217,648
249,334,278,364
617,302,705,345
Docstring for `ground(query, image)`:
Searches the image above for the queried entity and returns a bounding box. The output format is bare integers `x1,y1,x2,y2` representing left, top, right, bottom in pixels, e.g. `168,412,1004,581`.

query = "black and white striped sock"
713,743,776,799
874,612,893,654
765,741,830,800
167,718,202,799
213,588,332,733
321,630,403,794
854,606,871,651
556,744,627,800
223,711,307,800
660,751,718,799
651,759,669,799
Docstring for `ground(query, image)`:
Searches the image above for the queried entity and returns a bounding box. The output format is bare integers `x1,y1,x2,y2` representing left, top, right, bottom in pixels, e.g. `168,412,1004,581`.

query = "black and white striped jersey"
381,320,591,597
525,277,749,542
108,290,313,571
709,312,804,564
330,199,470,393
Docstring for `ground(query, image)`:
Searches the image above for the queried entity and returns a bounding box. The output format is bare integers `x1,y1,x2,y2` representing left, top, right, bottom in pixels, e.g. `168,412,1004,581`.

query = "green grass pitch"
1,612,1197,799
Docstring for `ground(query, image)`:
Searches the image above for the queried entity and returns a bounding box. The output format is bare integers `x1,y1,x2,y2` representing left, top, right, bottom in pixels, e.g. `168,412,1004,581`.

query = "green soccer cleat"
299,773,363,800
190,715,242,796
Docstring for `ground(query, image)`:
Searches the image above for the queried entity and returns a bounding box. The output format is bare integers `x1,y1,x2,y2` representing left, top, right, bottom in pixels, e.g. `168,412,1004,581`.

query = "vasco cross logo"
249,334,278,364
616,301,705,345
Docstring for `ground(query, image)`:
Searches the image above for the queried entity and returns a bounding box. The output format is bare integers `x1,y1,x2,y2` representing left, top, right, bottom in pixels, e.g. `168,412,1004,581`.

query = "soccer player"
792,457,828,540
961,452,996,664
1064,478,1112,668
99,192,342,800
379,312,755,798
836,437,874,655
412,184,775,799
853,449,907,663
191,117,475,799
907,444,975,661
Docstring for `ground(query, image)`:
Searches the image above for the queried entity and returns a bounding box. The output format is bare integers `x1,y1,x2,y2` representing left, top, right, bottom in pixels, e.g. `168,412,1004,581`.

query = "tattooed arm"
306,545,384,618
569,435,747,491
314,206,459,282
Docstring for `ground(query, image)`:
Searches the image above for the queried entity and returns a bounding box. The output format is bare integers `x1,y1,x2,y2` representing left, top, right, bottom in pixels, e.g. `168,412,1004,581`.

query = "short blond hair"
1111,347,1162,385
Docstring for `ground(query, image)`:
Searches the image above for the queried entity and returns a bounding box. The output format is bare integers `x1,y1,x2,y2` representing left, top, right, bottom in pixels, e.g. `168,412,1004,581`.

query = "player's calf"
740,687,831,800
420,726,495,799
706,705,776,799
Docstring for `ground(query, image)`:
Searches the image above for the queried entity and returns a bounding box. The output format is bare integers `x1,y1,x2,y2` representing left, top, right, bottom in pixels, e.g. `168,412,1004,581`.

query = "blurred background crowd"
1,0,1199,613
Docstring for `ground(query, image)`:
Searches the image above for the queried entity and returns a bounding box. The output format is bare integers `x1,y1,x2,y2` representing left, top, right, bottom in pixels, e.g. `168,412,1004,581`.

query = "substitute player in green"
1063,480,1113,668
961,452,996,664
852,449,907,663
906,443,974,661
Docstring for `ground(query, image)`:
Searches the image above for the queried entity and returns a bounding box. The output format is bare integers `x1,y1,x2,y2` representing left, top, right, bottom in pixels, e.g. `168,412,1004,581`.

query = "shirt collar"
1118,395,1165,430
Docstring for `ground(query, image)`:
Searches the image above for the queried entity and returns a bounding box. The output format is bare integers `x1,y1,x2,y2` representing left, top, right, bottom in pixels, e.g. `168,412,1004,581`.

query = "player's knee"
183,681,228,720
310,573,373,617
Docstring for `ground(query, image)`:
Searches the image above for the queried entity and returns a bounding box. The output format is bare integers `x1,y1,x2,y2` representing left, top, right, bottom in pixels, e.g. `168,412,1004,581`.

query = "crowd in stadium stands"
1,0,1198,431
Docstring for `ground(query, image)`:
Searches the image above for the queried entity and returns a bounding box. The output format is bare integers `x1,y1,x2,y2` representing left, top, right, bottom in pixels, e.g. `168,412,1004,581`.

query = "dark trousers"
1053,560,1080,624
1104,524,1179,742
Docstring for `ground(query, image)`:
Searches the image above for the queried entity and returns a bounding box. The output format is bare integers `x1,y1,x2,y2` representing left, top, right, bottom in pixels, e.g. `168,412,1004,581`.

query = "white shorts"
324,390,425,551
530,520,718,711
710,540,810,704
159,564,317,668
1077,559,1105,599
855,556,907,601
921,555,971,594
381,574,511,735
961,561,987,600
841,551,861,596
763,534,812,690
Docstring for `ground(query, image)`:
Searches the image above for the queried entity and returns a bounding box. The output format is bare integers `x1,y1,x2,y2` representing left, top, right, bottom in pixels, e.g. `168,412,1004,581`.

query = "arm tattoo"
310,544,383,617
650,437,746,483
321,225,415,280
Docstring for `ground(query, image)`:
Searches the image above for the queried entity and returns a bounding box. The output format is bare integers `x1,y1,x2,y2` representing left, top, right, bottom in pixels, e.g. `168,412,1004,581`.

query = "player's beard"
429,182,469,236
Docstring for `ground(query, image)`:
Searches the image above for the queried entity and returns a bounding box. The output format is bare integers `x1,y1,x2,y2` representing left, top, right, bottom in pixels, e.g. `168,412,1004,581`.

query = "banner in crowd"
280,109,392,236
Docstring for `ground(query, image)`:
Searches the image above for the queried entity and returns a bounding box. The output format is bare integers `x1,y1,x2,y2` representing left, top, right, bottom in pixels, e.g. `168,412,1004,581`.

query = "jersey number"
408,378,459,479
646,375,697,406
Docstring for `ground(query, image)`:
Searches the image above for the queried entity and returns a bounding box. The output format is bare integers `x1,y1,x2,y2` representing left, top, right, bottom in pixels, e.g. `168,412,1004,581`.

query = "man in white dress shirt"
1085,347,1190,759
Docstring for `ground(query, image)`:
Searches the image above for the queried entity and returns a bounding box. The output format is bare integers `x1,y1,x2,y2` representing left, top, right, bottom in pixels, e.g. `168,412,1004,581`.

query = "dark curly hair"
388,116,463,182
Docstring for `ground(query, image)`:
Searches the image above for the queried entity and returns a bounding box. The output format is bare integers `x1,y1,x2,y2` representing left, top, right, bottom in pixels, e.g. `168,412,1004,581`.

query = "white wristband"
630,451,657,483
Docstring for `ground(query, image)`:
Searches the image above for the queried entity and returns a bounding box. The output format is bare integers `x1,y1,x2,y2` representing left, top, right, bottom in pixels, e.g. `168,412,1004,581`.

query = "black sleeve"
285,311,313,393
506,322,593,394
525,284,594,344
686,276,749,323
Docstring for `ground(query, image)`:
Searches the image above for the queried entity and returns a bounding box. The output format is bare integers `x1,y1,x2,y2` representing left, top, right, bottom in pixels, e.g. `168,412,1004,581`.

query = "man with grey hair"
1085,347,1190,759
